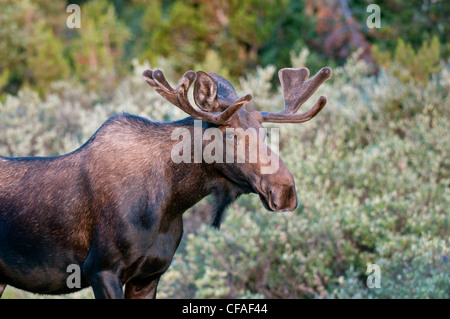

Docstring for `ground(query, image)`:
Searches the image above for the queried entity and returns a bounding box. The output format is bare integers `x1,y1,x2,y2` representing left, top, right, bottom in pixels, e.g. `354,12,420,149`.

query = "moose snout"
258,172,298,212
268,184,298,212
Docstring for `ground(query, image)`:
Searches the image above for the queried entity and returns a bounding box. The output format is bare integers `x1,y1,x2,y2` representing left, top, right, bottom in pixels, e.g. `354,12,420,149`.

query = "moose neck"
163,117,244,227
87,114,244,227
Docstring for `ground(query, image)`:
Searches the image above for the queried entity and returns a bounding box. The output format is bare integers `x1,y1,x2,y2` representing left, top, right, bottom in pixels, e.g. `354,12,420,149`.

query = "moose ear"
208,73,240,110
194,71,221,113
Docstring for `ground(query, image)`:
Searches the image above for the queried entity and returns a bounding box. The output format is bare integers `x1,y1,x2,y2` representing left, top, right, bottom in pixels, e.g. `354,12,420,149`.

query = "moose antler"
143,69,252,125
260,67,332,123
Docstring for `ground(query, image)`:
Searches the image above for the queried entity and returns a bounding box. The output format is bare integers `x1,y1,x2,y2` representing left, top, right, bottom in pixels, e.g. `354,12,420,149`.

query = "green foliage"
0,70,10,93
361,0,450,59
27,23,70,94
138,0,291,77
372,36,442,84
70,0,130,92
259,0,315,71
332,236,449,299
0,0,69,95
1,0,449,95
0,0,34,93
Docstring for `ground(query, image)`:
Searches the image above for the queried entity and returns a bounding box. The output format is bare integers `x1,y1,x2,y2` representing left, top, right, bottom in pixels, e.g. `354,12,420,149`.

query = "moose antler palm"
144,67,331,125
260,67,332,123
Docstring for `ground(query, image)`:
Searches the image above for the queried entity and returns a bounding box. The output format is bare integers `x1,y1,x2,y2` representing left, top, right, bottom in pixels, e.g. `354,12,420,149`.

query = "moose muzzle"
257,162,298,212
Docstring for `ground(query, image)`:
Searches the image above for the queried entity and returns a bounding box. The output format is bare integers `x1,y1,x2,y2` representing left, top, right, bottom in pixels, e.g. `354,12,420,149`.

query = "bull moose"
0,67,331,298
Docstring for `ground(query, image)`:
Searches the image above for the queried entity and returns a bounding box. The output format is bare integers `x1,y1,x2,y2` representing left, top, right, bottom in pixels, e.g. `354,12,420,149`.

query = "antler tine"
144,69,252,125
261,67,332,123
144,69,202,115
176,72,252,124
143,69,180,107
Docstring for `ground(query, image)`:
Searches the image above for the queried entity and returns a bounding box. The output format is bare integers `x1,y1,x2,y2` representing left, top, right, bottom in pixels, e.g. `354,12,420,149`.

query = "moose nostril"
268,190,278,210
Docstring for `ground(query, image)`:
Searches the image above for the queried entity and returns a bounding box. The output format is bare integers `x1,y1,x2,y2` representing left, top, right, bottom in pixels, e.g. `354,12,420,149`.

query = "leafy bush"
372,36,442,84
0,0,70,95
70,0,130,92
1,52,449,299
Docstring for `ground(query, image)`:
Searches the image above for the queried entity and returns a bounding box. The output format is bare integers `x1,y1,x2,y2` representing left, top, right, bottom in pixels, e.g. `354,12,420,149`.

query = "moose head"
143,66,332,227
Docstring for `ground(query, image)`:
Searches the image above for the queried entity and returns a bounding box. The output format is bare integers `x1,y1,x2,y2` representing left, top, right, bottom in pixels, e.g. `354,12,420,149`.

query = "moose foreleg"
88,270,124,299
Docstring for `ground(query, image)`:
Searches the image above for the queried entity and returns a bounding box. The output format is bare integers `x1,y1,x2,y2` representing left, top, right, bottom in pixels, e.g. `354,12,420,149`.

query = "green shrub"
1,53,449,299
372,36,442,85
